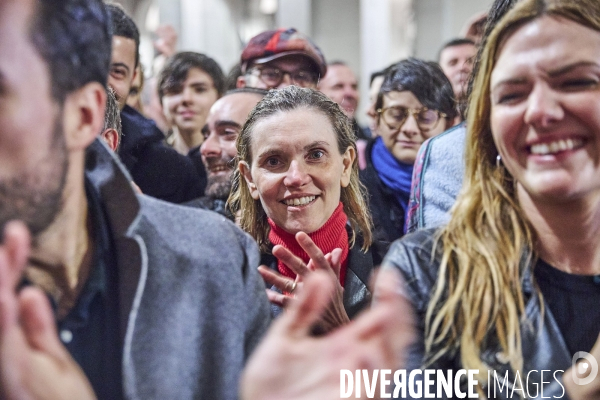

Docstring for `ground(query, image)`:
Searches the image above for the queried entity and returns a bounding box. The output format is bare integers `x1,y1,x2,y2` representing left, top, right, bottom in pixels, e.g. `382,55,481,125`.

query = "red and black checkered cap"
240,28,327,76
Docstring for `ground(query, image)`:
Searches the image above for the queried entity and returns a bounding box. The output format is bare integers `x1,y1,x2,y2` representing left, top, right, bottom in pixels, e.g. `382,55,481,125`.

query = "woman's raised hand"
258,231,350,333
241,268,415,400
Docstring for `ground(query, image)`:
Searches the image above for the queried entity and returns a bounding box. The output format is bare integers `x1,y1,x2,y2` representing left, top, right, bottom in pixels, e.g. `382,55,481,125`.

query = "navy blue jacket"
118,105,204,203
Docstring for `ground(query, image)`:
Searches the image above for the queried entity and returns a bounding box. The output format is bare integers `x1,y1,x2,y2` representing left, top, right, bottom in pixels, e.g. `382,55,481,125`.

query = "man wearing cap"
236,28,326,90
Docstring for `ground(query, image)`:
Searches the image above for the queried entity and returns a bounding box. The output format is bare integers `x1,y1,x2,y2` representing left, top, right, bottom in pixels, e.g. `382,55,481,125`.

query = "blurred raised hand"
241,267,414,400
0,221,96,400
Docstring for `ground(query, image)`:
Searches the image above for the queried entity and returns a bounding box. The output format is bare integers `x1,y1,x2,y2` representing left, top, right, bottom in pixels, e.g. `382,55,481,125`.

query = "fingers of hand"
19,287,68,363
258,266,299,295
3,221,31,289
265,289,290,308
295,232,329,271
0,222,30,331
325,250,342,278
281,271,335,338
347,268,415,359
272,246,309,277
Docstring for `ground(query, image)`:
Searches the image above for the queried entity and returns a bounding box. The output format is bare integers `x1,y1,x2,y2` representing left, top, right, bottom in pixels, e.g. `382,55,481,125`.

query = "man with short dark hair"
106,4,205,203
236,28,326,90
185,88,267,218
437,38,477,101
157,51,226,191
0,0,270,398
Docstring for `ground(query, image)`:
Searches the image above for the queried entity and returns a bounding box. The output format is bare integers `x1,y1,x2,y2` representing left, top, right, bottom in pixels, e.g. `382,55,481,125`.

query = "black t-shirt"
535,258,600,355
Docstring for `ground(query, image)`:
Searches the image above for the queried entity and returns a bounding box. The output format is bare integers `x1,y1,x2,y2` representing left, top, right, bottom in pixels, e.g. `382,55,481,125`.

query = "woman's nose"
524,83,564,128
400,114,420,137
283,160,310,187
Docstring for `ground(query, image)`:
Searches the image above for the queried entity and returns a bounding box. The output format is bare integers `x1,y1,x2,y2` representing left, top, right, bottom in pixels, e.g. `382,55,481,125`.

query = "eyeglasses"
377,106,447,132
247,67,319,88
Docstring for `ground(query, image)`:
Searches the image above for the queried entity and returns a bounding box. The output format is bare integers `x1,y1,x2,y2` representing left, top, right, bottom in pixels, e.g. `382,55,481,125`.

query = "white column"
359,0,415,124
178,0,240,71
277,0,312,34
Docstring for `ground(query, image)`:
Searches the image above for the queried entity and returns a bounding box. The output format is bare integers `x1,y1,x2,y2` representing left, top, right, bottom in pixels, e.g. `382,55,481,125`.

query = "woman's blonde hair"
427,0,600,382
228,86,372,252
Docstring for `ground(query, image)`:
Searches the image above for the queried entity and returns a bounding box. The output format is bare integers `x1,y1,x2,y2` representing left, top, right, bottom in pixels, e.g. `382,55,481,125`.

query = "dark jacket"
382,229,571,399
262,230,385,320
86,139,271,399
118,105,204,203
187,145,208,193
352,119,371,141
183,196,234,221
360,139,406,246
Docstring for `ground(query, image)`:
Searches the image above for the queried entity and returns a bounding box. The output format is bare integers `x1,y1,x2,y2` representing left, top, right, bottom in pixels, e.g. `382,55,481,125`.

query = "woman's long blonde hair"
228,86,372,253
426,0,600,381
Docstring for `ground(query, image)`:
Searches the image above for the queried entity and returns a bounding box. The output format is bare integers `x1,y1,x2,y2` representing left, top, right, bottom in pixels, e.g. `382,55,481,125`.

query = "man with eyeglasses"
236,28,326,91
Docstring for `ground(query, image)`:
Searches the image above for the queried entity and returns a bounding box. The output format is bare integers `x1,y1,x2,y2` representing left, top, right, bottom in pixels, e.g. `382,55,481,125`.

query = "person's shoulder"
137,195,252,248
427,122,467,150
382,228,442,309
135,195,261,281
120,105,164,144
386,228,440,262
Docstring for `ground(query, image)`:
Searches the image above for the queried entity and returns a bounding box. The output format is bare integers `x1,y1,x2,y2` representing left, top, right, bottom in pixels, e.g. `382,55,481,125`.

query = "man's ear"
62,82,106,151
101,128,119,152
340,147,356,188
236,76,247,88
239,161,260,200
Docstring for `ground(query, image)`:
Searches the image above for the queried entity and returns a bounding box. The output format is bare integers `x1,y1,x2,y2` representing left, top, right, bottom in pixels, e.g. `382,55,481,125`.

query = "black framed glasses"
377,106,447,132
247,67,319,88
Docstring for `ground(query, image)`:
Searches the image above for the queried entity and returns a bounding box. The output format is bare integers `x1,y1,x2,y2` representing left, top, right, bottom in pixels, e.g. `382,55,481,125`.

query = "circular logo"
571,351,599,386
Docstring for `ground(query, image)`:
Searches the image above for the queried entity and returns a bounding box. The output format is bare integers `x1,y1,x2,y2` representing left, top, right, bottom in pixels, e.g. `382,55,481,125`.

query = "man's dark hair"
30,0,112,103
369,65,392,86
104,87,123,148
158,52,226,100
437,38,477,61
106,3,140,68
375,58,457,122
225,63,243,91
369,61,400,86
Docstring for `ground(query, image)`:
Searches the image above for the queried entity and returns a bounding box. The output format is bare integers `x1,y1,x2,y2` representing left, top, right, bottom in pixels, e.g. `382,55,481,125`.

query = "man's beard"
204,172,233,201
0,117,68,238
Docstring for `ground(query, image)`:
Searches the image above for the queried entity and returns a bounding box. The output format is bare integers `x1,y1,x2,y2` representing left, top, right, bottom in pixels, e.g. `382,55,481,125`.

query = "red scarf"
268,202,349,287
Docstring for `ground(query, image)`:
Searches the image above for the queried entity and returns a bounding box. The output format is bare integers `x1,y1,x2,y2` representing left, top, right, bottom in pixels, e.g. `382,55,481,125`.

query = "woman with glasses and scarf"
360,58,457,245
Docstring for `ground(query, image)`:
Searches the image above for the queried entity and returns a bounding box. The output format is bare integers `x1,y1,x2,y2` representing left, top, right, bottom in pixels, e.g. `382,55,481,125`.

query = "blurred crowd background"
111,0,491,125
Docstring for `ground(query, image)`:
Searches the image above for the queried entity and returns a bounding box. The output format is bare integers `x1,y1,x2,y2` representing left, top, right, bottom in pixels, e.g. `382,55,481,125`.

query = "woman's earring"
496,154,502,168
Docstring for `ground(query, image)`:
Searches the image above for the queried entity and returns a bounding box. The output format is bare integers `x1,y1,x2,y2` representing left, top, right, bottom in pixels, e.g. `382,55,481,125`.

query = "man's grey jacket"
85,139,271,399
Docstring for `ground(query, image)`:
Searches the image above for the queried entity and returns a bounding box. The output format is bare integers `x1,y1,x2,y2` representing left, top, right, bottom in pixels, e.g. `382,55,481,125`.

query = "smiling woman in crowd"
229,86,384,331
361,58,457,245
159,52,225,155
158,52,225,193
381,0,600,396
